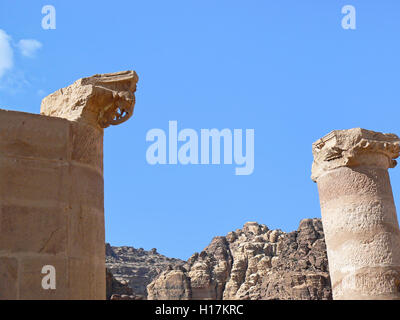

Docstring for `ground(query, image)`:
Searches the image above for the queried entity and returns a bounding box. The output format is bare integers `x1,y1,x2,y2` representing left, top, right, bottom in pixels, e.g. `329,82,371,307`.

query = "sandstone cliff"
106,268,135,300
105,243,185,299
147,219,332,300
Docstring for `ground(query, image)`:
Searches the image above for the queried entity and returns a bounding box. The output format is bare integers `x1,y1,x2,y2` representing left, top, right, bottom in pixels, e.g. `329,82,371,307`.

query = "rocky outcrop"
105,243,185,299
147,266,192,300
106,268,134,300
147,219,332,300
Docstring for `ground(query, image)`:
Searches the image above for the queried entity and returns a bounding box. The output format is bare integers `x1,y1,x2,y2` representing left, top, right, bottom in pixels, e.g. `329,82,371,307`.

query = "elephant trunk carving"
40,70,139,129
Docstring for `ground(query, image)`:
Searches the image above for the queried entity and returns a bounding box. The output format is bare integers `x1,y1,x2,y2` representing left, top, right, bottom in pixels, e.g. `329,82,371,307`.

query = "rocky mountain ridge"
148,218,331,300
106,218,332,300
105,243,185,299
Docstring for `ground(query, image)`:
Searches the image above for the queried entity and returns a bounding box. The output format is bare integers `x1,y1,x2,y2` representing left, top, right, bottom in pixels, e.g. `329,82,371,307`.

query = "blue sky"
1,1,399,260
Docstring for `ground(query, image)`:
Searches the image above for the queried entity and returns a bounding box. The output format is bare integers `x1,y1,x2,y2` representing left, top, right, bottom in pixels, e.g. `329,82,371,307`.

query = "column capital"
311,128,400,182
40,70,139,129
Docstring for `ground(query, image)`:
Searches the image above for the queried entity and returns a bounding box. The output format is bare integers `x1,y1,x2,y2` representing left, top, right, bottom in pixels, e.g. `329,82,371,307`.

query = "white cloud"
0,29,13,79
0,30,42,92
17,39,42,58
0,71,30,94
37,89,46,97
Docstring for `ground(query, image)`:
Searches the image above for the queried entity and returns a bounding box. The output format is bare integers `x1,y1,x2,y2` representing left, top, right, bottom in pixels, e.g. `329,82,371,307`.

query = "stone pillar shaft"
312,128,400,299
0,71,138,300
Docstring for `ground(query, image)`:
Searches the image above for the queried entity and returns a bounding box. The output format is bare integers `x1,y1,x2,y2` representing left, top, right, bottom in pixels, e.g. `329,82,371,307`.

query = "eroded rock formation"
147,219,332,300
106,243,185,299
106,268,134,299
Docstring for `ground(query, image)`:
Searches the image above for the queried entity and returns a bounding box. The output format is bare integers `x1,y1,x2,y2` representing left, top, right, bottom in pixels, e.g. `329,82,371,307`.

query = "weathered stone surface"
105,244,185,299
0,110,69,160
0,257,18,300
311,128,400,182
0,205,67,255
312,128,400,300
0,156,70,205
147,219,332,300
41,71,139,129
20,256,68,300
188,236,232,300
147,267,191,300
0,71,138,300
106,268,134,300
70,121,103,171
110,294,142,300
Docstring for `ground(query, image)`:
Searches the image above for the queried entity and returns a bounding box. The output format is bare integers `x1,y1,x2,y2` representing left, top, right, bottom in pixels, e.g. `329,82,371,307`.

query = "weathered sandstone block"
0,257,18,299
0,71,138,300
40,70,138,128
312,128,400,300
147,267,192,300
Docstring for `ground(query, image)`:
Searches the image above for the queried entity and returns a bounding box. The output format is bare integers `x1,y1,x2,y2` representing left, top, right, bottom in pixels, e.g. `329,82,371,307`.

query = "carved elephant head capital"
41,70,139,129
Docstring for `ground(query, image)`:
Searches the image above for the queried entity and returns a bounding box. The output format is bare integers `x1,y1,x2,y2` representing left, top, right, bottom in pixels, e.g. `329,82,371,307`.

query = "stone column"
311,128,400,300
0,71,138,300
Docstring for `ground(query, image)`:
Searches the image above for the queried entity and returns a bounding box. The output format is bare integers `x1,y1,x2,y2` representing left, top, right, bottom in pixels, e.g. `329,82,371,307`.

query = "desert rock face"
147,219,332,300
147,266,192,300
106,243,185,299
106,268,134,299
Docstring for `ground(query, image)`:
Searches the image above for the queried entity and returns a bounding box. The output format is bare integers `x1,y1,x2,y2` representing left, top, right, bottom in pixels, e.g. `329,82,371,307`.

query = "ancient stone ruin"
0,71,138,299
1,69,400,301
312,128,400,299
142,128,400,301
